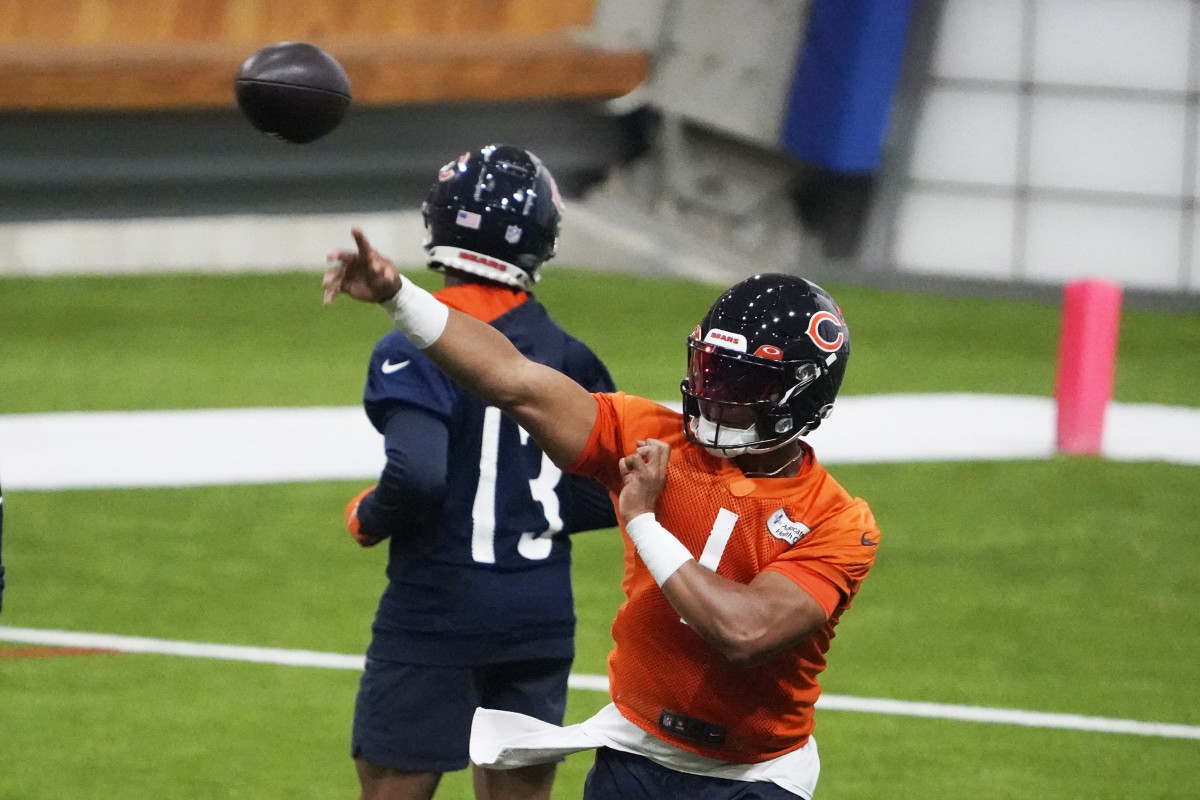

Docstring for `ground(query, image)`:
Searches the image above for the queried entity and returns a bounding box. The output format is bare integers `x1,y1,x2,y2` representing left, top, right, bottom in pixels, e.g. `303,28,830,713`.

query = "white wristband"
625,513,692,587
381,277,450,349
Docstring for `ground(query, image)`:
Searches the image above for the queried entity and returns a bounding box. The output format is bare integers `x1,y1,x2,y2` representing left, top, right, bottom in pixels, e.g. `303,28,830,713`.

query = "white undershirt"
470,702,820,799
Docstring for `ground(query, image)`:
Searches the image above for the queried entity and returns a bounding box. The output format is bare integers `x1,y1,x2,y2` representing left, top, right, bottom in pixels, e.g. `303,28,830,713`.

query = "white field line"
2,396,1199,491
3,625,1198,742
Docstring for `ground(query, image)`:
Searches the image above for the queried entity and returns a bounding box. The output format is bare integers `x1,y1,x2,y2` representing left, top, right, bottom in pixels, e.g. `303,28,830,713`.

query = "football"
234,42,352,144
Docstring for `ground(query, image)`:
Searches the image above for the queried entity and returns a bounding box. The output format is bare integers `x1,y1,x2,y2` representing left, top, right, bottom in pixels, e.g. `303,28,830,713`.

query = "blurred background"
2,0,1198,308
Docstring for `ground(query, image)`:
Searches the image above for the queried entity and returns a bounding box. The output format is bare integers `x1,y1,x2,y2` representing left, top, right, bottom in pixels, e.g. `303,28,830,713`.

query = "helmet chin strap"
738,446,806,478
747,429,805,455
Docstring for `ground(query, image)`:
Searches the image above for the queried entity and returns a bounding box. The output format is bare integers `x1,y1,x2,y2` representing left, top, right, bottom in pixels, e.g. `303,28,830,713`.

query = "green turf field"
1,268,1197,799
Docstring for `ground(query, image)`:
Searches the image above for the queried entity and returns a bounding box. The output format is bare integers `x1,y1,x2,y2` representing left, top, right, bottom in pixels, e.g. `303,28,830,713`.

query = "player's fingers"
321,265,344,305
618,455,632,479
352,227,371,260
321,275,339,304
640,438,669,467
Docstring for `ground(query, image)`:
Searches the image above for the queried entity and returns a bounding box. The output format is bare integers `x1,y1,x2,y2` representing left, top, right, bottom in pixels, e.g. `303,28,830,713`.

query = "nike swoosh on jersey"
861,533,879,546
381,359,412,374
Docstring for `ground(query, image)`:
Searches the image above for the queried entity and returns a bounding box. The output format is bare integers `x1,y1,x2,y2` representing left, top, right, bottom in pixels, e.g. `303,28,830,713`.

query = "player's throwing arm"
324,228,597,468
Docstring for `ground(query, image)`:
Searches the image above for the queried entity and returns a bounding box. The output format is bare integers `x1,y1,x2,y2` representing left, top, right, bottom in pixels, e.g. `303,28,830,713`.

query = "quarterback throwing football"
324,231,881,800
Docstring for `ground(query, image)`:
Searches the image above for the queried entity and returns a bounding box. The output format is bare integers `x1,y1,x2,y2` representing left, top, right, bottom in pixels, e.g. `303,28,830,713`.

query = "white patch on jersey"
505,224,523,244
456,209,483,229
698,508,739,571
767,508,810,545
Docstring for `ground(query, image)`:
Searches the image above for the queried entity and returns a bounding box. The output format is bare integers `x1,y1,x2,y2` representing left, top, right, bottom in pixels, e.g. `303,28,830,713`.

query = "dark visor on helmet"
686,340,786,405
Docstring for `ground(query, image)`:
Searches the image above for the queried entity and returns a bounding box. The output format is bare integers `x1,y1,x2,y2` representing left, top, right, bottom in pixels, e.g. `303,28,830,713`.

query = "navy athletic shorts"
583,747,808,800
351,656,572,773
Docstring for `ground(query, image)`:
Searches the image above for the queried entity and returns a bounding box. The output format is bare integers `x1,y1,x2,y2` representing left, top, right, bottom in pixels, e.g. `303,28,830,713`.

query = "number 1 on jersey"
698,508,738,571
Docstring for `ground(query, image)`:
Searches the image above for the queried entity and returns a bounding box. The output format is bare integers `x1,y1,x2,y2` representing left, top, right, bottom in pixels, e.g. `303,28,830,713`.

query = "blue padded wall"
781,0,916,173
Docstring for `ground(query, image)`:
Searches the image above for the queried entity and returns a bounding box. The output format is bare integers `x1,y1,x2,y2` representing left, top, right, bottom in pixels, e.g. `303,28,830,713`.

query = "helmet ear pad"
758,402,798,439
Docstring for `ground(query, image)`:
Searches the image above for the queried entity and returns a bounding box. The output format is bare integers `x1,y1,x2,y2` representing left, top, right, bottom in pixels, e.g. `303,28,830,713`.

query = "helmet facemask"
681,338,825,458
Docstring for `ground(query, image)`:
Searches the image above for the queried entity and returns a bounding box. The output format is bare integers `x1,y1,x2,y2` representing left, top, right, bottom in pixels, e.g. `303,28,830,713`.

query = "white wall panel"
1029,96,1187,195
883,0,1197,292
894,192,1016,278
1034,0,1191,91
1189,212,1200,290
1189,111,1200,198
1025,201,1182,288
933,0,1024,81
647,0,808,144
591,0,671,49
910,88,1020,184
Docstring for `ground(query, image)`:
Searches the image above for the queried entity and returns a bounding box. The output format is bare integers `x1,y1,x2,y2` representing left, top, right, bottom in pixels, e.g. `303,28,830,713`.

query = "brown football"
235,42,352,144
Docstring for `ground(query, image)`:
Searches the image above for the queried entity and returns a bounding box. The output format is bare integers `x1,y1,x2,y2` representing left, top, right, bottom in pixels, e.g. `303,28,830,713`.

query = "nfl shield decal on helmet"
505,225,523,244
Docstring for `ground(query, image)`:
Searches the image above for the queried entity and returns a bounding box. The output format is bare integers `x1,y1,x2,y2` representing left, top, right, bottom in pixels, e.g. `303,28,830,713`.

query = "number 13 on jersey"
471,406,563,563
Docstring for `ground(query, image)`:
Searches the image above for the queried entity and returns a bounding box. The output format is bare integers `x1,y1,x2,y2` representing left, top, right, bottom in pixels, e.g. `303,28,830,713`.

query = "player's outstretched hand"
323,228,403,306
617,439,670,526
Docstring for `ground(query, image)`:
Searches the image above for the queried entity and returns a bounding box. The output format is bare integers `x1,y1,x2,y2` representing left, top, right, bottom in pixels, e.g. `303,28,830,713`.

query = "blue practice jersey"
361,294,616,665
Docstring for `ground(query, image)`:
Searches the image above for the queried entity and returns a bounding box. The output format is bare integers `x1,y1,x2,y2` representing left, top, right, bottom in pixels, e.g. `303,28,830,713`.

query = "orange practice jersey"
569,392,880,763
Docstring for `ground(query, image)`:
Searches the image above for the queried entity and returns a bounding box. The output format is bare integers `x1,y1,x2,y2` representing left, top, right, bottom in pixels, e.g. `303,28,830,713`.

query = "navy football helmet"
422,144,563,289
681,274,850,457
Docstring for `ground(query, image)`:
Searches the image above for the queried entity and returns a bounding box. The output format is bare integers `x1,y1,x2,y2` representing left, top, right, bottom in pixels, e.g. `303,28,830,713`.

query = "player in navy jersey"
342,145,617,800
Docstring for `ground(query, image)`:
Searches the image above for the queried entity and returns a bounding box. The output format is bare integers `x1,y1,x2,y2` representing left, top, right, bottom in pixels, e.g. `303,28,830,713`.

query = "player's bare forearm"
662,567,827,667
620,440,827,667
426,311,597,467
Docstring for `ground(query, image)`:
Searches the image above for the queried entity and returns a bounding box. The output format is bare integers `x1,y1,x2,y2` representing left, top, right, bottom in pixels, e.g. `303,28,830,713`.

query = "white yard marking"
2,625,1197,741
1,396,1198,491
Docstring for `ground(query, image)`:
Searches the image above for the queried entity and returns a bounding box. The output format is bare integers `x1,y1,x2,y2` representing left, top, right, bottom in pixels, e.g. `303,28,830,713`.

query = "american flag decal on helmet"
456,210,482,229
